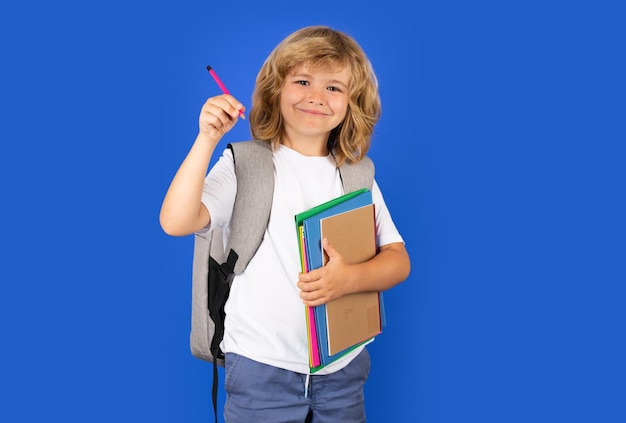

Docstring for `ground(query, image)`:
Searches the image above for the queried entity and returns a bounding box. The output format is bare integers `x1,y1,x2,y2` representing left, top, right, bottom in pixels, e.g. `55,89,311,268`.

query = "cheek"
279,94,292,116
332,99,349,119
279,89,299,109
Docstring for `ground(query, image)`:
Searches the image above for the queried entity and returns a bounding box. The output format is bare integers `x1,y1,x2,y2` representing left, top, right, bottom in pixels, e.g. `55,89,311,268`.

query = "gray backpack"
189,139,374,421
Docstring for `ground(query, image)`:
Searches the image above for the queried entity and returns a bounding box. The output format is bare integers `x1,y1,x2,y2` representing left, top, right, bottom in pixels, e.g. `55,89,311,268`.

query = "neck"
281,135,329,157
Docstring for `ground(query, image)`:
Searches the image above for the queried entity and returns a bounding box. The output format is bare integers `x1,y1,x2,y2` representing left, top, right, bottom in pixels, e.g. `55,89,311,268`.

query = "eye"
327,86,343,92
296,80,309,86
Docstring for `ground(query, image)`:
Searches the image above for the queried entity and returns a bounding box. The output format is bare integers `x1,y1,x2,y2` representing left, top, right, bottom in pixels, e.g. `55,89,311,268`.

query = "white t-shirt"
201,143,404,375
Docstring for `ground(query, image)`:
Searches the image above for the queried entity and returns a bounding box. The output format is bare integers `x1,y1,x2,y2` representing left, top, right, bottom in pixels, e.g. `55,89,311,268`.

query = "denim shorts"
224,348,371,423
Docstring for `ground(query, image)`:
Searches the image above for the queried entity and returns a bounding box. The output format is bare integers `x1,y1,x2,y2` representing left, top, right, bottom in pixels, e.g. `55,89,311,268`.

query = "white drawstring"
304,373,311,398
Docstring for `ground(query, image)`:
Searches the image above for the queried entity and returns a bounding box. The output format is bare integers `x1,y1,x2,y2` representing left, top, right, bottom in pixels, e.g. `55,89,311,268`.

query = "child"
160,25,410,422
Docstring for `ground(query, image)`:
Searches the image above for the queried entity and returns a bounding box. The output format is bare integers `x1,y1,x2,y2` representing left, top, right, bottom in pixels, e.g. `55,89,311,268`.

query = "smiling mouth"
298,108,328,116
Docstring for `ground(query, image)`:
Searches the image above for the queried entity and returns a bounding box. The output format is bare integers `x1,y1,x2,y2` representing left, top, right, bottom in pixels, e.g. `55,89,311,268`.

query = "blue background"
1,1,624,422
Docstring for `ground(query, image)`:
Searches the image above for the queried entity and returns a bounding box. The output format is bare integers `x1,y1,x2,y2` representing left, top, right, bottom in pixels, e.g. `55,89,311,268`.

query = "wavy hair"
249,26,381,166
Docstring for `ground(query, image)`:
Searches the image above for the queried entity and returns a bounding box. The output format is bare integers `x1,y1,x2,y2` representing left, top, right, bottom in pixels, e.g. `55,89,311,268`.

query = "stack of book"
295,188,386,373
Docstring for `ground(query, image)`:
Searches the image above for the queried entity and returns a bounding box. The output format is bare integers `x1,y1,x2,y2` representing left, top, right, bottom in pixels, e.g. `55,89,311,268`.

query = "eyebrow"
291,73,349,89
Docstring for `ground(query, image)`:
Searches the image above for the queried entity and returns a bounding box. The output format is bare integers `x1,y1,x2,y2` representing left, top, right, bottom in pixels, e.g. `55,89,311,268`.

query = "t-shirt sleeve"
198,147,237,234
372,179,405,247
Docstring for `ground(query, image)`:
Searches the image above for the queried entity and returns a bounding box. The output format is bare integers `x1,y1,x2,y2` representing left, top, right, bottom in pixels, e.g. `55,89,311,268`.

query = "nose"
307,86,325,105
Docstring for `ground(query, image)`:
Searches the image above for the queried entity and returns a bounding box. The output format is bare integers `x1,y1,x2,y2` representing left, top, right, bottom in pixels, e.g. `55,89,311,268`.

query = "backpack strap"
338,156,375,192
226,140,275,275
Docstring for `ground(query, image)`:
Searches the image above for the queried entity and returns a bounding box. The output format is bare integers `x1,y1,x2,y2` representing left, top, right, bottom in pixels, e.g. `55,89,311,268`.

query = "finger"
300,289,324,304
298,271,317,283
199,100,239,135
301,292,327,307
203,95,243,120
219,94,246,119
321,238,341,262
297,279,318,292
229,102,246,119
204,97,238,121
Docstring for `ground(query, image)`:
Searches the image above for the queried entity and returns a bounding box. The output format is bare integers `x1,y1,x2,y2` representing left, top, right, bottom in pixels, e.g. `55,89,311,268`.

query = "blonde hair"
249,26,381,166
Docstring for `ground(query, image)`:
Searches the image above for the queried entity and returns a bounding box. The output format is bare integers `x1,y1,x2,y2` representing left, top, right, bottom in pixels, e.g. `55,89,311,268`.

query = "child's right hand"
198,94,245,145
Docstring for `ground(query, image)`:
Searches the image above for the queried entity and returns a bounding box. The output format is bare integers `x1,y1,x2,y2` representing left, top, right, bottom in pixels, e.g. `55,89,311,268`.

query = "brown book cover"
320,203,381,355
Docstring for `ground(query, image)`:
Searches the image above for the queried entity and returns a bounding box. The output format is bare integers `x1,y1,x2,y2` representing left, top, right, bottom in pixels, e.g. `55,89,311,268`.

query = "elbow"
159,211,187,237
402,258,411,282
378,242,411,287
159,205,208,237
397,253,411,284
389,242,412,283
395,247,411,284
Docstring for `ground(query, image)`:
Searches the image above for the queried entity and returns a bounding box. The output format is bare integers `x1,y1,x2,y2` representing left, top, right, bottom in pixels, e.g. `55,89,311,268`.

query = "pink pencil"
206,65,246,119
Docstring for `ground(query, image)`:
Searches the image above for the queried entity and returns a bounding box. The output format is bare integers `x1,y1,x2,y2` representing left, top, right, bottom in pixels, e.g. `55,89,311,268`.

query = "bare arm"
297,240,411,306
159,94,245,236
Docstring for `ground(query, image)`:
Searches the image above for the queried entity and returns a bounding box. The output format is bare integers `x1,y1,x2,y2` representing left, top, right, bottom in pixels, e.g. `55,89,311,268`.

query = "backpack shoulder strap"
226,140,275,274
338,156,375,192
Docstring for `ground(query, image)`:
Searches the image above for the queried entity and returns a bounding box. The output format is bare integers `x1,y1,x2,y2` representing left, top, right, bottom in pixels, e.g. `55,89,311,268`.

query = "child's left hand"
297,238,356,306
